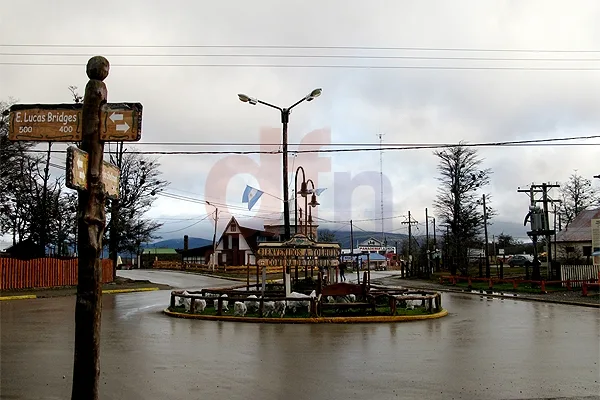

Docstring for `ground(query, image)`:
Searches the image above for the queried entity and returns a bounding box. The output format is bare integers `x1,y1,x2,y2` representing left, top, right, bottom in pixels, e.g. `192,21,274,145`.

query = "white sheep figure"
348,294,356,302
262,301,275,317
327,296,335,303
246,295,259,313
177,291,191,311
213,294,229,311
274,300,286,317
405,299,416,310
195,299,207,313
234,301,247,316
287,292,310,314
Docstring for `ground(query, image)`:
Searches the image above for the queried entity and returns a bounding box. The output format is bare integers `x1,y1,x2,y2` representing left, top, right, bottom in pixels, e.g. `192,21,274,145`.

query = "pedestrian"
339,263,346,282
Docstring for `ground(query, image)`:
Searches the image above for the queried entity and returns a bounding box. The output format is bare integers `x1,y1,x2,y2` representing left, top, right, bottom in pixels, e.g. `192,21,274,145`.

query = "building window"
582,246,592,256
230,224,236,232
223,237,229,250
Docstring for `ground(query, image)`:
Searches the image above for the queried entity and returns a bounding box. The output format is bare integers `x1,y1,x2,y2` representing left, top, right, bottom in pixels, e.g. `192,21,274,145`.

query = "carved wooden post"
71,56,109,400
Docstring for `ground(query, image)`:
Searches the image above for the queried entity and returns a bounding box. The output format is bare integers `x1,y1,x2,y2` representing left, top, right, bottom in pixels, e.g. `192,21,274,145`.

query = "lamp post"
238,88,322,241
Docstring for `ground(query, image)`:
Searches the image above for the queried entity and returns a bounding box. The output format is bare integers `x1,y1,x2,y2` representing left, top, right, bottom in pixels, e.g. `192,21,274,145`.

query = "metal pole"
71,56,109,400
483,195,490,278
281,109,290,241
542,183,552,280
425,208,429,277
408,211,412,277
211,206,218,271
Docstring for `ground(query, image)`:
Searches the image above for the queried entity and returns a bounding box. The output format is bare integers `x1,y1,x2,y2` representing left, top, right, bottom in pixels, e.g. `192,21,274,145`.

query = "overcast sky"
2,0,600,245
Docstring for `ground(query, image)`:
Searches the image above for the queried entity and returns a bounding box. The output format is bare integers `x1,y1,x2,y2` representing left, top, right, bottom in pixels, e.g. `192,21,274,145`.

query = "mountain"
145,237,212,250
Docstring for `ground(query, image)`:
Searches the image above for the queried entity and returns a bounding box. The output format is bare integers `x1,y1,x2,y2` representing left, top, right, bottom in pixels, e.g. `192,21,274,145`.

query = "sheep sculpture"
274,300,286,317
176,291,191,311
213,294,229,311
195,299,207,312
262,301,276,317
234,301,247,316
246,295,259,313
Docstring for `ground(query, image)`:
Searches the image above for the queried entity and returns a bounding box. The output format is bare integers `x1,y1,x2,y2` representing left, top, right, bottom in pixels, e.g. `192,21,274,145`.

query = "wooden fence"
0,258,113,290
560,265,600,287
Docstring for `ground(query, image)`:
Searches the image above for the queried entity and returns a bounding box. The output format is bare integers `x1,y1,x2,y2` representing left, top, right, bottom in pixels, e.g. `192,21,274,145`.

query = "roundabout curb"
163,308,448,324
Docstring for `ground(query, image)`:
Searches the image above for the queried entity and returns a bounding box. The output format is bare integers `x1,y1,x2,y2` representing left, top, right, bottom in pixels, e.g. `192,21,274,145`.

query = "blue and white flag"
242,185,264,211
315,188,327,196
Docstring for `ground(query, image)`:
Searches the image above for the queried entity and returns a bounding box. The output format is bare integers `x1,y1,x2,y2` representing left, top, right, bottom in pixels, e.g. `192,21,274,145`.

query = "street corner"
102,287,160,295
0,294,37,301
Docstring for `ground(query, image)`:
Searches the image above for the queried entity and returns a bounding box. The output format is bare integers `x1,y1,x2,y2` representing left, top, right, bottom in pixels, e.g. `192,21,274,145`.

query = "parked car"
508,255,533,267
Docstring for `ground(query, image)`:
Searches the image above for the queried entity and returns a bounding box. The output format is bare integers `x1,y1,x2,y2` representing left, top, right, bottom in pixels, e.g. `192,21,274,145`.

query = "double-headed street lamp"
238,88,322,241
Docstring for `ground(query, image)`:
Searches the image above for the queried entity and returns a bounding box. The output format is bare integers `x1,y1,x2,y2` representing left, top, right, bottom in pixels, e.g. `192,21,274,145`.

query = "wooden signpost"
7,56,143,400
66,146,120,199
8,102,142,142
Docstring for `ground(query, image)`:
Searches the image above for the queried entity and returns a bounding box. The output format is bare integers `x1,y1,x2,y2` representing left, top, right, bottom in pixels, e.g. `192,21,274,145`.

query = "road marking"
0,295,37,301
102,287,159,294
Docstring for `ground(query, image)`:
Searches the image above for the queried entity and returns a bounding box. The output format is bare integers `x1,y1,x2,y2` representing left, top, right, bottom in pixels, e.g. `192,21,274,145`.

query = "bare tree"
559,171,600,228
433,144,493,275
105,151,168,273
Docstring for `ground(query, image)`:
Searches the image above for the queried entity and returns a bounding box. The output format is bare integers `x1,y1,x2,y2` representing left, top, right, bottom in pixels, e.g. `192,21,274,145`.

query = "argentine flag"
242,185,264,211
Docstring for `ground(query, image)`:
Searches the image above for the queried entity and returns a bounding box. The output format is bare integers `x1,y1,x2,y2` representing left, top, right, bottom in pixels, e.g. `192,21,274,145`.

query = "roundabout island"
165,234,446,323
164,280,447,324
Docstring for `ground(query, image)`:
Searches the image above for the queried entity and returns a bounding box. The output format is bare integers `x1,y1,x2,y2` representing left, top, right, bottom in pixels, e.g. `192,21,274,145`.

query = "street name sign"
66,146,120,199
8,103,142,142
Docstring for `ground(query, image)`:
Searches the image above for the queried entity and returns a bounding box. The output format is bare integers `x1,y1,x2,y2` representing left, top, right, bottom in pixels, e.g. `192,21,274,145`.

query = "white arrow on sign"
116,122,130,133
79,171,85,179
109,113,123,123
77,159,83,169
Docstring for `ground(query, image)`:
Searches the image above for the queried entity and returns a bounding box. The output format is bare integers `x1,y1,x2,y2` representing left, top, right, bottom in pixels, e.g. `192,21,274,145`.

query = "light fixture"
299,181,309,197
309,193,320,207
305,88,322,102
238,93,257,105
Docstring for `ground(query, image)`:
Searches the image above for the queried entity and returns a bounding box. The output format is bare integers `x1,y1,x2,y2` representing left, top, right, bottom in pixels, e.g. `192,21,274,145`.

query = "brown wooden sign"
66,146,120,199
8,103,142,142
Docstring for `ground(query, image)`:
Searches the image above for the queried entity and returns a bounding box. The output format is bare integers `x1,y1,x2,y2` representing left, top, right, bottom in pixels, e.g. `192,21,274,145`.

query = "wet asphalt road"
1,270,599,400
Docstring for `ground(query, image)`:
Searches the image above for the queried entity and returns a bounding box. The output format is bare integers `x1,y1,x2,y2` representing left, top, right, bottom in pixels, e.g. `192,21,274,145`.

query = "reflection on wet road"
1,271,598,400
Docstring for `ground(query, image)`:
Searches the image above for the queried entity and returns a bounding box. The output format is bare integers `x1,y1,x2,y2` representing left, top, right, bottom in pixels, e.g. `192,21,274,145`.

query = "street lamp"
238,88,322,241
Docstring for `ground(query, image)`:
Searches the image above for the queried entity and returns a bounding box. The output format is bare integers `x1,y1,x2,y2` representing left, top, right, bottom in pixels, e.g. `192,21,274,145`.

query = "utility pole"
350,219,355,273
72,56,109,400
402,212,418,277
207,202,218,271
109,141,123,280
482,194,490,278
425,208,430,277
518,183,559,281
433,217,439,272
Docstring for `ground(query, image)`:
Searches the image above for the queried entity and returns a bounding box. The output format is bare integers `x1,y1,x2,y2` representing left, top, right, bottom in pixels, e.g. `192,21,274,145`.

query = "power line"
22,135,600,156
2,62,599,71
3,44,600,53
3,52,600,62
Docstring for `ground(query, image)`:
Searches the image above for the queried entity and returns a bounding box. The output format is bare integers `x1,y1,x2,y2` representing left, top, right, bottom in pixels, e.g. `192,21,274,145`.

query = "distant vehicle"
508,255,533,267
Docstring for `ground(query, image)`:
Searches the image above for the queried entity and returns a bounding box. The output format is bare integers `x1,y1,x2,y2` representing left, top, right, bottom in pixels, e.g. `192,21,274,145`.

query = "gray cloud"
2,0,599,243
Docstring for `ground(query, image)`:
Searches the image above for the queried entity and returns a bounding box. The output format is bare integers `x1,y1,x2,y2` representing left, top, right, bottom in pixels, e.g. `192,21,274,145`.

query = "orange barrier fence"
0,258,113,290
440,273,600,295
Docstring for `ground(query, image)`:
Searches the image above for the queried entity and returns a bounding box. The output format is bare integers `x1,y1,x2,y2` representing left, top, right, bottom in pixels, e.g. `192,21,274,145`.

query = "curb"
397,284,600,309
163,308,448,324
0,294,37,301
102,288,160,294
